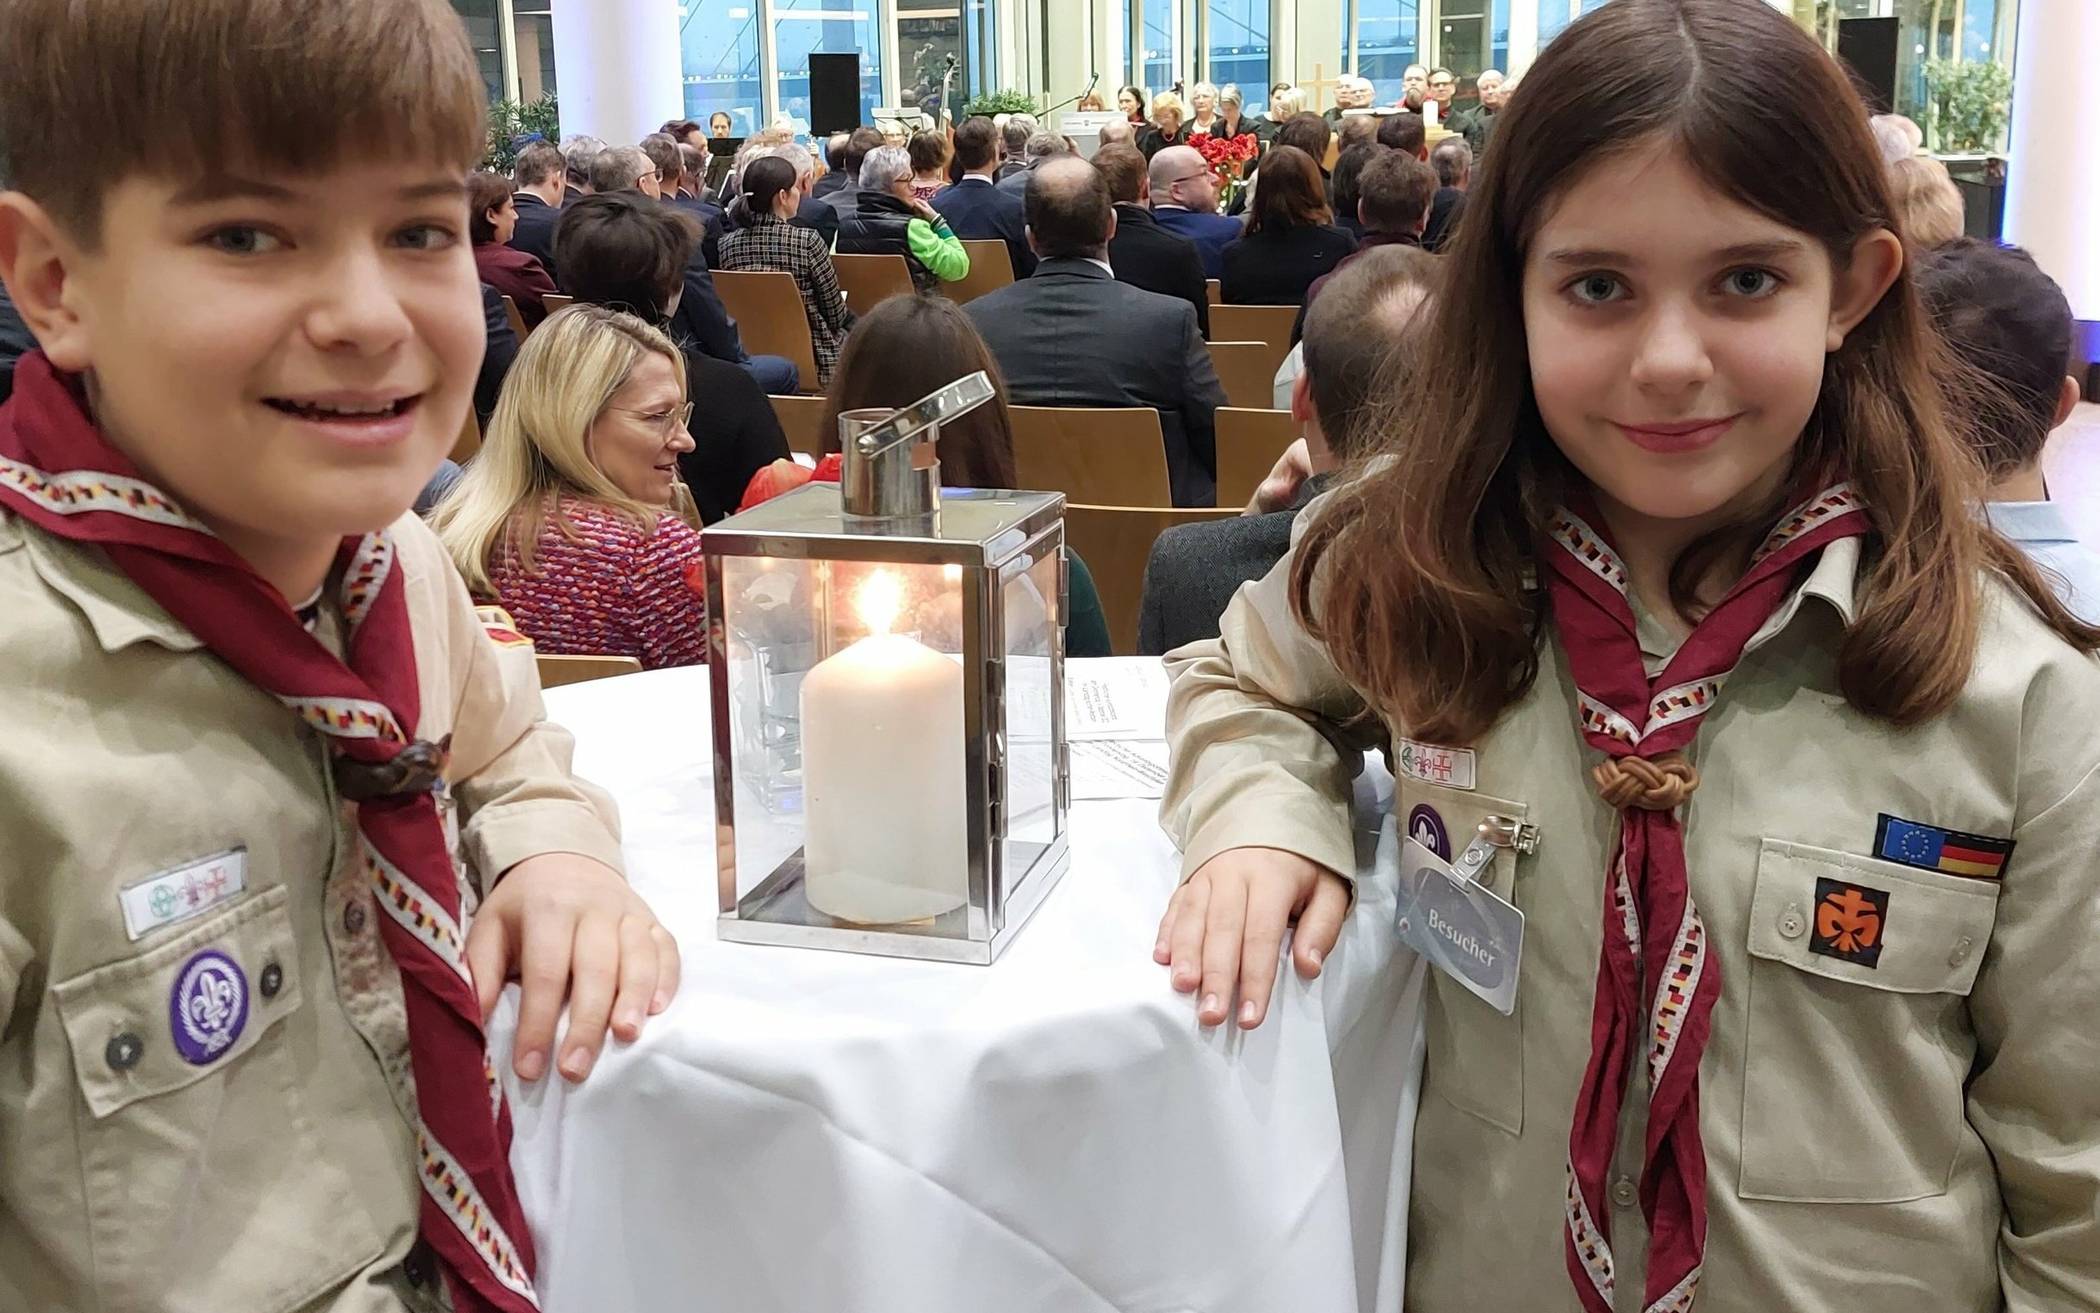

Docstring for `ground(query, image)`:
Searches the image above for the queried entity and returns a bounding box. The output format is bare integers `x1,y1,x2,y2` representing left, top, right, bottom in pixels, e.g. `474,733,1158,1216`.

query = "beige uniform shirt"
0,509,624,1313
1163,529,2100,1312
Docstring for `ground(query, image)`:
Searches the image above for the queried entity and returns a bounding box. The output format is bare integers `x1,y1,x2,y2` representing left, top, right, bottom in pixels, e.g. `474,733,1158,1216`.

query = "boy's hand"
1153,847,1349,1029
1247,438,1313,515
466,854,682,1083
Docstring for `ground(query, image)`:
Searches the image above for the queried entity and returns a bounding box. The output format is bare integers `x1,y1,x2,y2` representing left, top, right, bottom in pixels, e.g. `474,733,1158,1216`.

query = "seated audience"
1336,111,1381,154
591,144,662,199
996,114,1038,182
1376,109,1428,159
1210,83,1254,142
820,126,888,223
554,193,790,522
474,284,520,428
560,133,607,195
1890,153,1965,250
998,130,1076,197
507,140,568,272
1137,245,1437,653
1916,238,2100,621
724,140,839,251
1323,74,1376,126
1095,144,1210,337
1424,136,1470,251
1330,142,1378,243
1138,93,1194,159
1237,111,1334,216
1293,149,1438,339
718,156,856,387
1455,68,1507,158
673,144,715,215
1150,144,1244,279
1117,85,1148,126
640,133,687,201
837,145,971,291
1255,85,1306,145
815,132,853,199
932,117,1037,279
966,158,1227,507
1187,82,1221,136
1098,118,1138,149
908,131,950,200
1870,112,1924,164
469,171,559,326
1221,146,1355,306
432,306,709,670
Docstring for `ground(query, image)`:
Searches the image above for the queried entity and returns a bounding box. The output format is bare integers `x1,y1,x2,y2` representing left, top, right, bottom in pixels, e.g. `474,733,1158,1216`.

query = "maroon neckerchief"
0,352,540,1312
1541,479,1867,1313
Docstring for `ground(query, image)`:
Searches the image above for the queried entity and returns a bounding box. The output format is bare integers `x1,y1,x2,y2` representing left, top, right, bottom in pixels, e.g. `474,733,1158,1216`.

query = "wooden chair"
711,270,821,394
1065,504,1238,655
500,294,532,342
1205,279,1222,306
1209,304,1299,358
769,393,829,457
450,407,480,465
542,294,574,315
536,654,644,688
1213,407,1298,510
1208,340,1286,411
1009,406,1171,507
945,240,1016,304
831,253,916,312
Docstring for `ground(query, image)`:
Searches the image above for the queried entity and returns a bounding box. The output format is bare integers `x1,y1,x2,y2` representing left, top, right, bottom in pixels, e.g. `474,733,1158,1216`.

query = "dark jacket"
1108,204,1209,338
669,249,755,369
995,164,1036,199
1424,187,1467,253
1221,223,1358,306
811,169,851,201
507,191,563,276
1292,229,1424,342
473,242,560,326
707,192,838,267
1135,475,1330,655
0,282,33,408
995,159,1029,184
475,284,519,429
964,258,1226,508
1152,205,1245,280
674,345,791,524
836,190,942,291
1136,125,1194,160
931,177,1037,279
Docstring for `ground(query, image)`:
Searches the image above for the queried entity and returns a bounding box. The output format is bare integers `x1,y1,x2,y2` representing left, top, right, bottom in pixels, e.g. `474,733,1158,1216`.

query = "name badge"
1396,738,1476,791
1394,834,1523,1015
119,848,248,942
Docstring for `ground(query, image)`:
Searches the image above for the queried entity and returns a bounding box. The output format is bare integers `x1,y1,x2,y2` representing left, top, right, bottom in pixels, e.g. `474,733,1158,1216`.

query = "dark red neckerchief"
0,352,539,1312
1541,480,1868,1313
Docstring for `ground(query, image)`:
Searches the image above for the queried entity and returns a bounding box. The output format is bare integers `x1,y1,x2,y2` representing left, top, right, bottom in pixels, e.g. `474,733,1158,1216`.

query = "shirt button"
259,960,285,1000
106,1032,144,1072
1777,904,1806,940
344,901,368,935
1948,935,1975,968
1610,1176,1639,1209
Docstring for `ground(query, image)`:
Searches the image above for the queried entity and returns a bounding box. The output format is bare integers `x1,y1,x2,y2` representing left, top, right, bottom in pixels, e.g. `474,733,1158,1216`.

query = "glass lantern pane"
999,543,1064,895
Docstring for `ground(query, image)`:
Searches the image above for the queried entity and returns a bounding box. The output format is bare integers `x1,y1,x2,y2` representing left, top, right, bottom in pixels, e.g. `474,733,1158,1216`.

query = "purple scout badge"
169,949,249,1065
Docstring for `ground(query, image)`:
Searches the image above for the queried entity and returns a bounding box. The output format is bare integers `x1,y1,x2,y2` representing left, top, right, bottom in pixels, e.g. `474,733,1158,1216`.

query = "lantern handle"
848,371,995,460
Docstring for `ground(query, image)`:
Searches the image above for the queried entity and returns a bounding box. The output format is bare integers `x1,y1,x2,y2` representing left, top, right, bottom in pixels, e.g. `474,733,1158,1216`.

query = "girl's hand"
1153,846,1350,1029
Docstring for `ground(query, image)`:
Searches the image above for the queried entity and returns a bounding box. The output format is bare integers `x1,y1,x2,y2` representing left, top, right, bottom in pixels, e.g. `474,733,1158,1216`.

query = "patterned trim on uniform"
1642,675,1726,739
0,453,206,531
1565,1164,1617,1305
1753,482,1864,562
1579,692,1641,747
1648,904,1708,1090
363,836,473,986
283,695,408,745
1646,1264,1702,1313
340,533,394,635
1612,851,1642,959
1548,509,1629,595
418,1127,541,1306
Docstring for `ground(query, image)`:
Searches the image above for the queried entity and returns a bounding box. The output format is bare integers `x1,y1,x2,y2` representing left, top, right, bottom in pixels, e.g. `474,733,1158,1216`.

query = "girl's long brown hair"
819,294,1021,488
1293,0,2100,745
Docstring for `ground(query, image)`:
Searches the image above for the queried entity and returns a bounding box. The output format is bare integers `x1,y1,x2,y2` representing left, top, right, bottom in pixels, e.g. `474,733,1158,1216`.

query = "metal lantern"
702,373,1072,964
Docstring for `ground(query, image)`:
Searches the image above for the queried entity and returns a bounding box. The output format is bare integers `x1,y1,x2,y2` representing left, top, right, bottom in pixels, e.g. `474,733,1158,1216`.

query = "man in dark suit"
812,133,852,202
1093,144,1208,338
1425,137,1470,253
1147,145,1243,279
1136,244,1437,654
995,116,1036,183
930,116,1036,280
966,158,1226,508
995,131,1073,199
819,126,887,226
506,141,568,275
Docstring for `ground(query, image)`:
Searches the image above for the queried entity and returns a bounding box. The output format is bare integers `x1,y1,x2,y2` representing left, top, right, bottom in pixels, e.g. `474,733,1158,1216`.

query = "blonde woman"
1138,91,1192,158
1889,152,1966,250
432,306,710,670
1187,81,1220,134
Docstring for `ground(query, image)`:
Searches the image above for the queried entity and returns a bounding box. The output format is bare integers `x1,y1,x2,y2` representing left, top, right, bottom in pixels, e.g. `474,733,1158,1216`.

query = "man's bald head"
1024,156,1115,260
1148,144,1220,212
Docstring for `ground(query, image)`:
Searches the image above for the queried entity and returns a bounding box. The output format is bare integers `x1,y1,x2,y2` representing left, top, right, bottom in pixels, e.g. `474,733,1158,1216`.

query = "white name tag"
1396,737,1476,791
119,848,248,942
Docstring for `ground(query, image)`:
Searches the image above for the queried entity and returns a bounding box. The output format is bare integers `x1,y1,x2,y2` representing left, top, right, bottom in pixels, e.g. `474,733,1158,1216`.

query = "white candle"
800,570,968,924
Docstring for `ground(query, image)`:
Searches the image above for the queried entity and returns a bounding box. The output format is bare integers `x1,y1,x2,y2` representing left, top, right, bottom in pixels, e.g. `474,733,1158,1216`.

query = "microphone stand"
1040,72,1101,117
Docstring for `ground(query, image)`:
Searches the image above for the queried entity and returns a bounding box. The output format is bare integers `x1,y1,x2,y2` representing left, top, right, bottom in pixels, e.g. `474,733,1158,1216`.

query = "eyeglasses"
1167,172,1215,188
611,401,693,438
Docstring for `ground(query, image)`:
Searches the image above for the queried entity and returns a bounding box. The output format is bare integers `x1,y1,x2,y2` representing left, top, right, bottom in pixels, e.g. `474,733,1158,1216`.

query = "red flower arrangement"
1190,129,1259,185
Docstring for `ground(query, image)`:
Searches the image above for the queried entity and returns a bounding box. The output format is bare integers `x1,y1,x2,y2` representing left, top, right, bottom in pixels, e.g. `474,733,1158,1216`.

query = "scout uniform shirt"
0,507,626,1313
1162,529,2100,1312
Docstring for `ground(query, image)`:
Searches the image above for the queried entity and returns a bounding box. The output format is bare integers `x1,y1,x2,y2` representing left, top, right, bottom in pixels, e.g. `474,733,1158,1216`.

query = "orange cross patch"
1809,878,1888,968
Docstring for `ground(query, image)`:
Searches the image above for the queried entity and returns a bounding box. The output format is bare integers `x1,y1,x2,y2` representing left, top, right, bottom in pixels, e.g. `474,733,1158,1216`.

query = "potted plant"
1924,59,2011,156
482,93,562,174
965,89,1040,117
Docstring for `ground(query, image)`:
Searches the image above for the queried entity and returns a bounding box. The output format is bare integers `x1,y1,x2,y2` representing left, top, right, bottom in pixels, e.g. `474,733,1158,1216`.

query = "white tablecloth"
495,661,1425,1313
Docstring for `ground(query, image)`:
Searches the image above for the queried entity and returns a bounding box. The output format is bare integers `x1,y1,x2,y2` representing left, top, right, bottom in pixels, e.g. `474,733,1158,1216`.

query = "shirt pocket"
1737,836,2000,1204
1405,780,1531,1136
50,885,387,1313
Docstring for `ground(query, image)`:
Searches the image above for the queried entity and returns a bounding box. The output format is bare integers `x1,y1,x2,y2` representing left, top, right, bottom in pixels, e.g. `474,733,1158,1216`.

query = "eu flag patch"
1874,814,2014,880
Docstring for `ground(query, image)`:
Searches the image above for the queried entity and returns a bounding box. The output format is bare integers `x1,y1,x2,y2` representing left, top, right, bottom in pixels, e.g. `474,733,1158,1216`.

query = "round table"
494,662,1426,1313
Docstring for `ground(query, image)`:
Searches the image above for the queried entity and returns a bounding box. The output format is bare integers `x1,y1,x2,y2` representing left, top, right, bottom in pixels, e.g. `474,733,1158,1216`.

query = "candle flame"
855,569,904,637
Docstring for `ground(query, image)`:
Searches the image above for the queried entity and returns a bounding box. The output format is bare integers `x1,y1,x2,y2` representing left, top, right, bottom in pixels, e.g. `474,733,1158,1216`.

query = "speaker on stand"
809,53,862,136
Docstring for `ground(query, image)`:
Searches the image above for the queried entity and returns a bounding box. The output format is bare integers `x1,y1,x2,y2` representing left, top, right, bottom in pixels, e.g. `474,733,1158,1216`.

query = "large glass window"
1142,0,1176,103
897,0,963,119
1438,0,1485,76
454,0,506,102
513,4,557,102
774,0,884,130
962,0,998,103
682,0,765,132
1352,0,1421,105
1207,0,1269,95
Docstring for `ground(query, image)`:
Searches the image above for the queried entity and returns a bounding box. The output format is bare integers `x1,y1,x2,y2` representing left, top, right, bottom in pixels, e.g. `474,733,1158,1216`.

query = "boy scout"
0,2,679,1310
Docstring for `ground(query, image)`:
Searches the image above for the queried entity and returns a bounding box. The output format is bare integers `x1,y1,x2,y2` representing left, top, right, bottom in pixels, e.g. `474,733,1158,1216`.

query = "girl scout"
1157,3,2100,1310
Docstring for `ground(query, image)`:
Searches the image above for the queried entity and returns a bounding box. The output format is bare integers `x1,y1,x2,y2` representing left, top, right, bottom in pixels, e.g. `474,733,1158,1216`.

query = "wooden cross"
1300,64,1339,113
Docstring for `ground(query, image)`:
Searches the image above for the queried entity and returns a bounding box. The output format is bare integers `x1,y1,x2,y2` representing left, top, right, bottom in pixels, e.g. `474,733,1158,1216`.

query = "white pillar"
2004,0,2100,322
551,0,685,145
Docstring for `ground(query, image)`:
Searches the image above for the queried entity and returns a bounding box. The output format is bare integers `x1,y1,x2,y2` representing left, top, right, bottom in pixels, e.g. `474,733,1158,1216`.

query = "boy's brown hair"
0,0,486,244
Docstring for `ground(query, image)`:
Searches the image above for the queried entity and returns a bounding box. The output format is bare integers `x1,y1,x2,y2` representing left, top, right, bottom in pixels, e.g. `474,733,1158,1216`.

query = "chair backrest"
1065,504,1239,655
945,240,1016,304
1205,278,1222,306
1209,303,1297,358
1208,340,1285,411
536,653,644,688
1009,406,1171,507
711,270,821,394
1213,407,1298,510
542,293,574,314
831,253,917,312
769,393,830,457
449,407,480,465
500,294,531,342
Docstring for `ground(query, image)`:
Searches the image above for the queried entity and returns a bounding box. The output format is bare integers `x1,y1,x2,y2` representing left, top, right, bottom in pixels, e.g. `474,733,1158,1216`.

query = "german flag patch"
474,605,535,650
1874,814,2014,880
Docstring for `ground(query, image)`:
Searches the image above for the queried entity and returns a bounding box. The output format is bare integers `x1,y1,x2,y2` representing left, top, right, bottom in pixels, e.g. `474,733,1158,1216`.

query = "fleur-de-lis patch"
1810,877,1888,969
